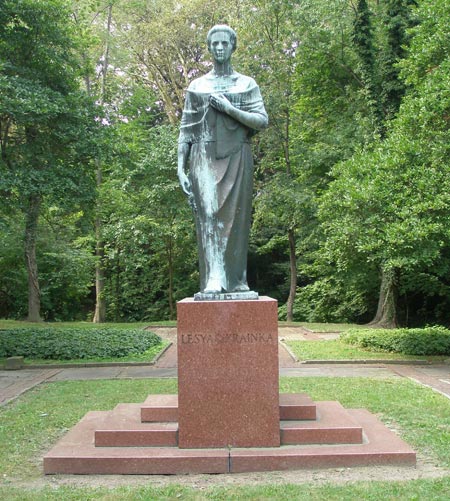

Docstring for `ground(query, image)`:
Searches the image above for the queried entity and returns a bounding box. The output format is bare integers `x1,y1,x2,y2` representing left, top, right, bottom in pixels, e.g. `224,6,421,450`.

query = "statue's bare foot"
233,284,250,292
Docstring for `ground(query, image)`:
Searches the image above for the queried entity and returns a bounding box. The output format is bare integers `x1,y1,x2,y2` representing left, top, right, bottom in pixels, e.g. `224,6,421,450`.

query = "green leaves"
341,326,450,356
0,327,162,360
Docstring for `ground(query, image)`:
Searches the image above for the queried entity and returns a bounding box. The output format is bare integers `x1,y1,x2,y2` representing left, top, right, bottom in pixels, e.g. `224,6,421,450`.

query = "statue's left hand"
210,93,232,114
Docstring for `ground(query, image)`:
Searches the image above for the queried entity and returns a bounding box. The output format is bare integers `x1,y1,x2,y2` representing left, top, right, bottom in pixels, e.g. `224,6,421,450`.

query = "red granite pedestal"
43,296,417,475
177,297,279,448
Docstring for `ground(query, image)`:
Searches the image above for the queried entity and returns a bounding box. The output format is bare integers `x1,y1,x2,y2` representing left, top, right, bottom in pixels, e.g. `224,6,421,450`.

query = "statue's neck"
213,61,233,77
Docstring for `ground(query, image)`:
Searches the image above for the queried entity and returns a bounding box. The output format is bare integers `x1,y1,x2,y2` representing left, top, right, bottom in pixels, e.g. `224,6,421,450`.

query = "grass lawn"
0,478,449,500
284,339,444,361
0,377,449,499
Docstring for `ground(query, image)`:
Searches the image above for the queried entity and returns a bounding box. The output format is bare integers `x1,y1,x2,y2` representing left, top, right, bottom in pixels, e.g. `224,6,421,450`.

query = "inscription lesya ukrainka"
181,332,274,344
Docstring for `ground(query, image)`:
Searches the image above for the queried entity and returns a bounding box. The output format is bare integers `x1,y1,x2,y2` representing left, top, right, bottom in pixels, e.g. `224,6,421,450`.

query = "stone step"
280,401,363,445
140,393,316,423
100,400,356,448
141,395,178,423
95,404,178,447
279,393,316,420
43,408,416,474
231,409,416,473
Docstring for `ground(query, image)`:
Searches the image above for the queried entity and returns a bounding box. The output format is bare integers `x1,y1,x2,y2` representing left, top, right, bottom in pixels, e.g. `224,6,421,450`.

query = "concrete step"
97,400,357,448
279,393,316,420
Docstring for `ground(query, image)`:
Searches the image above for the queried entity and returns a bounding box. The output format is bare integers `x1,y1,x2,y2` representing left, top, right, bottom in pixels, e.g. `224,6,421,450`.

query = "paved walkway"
1,327,449,406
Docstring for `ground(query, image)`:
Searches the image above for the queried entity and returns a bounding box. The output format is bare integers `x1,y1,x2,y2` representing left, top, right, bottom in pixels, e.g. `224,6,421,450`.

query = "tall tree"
350,0,417,327
0,0,98,321
352,0,384,132
119,0,237,124
72,0,128,323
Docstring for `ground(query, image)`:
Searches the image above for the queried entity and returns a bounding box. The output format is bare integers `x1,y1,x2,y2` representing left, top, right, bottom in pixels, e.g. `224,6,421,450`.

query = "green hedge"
341,326,450,356
0,328,161,360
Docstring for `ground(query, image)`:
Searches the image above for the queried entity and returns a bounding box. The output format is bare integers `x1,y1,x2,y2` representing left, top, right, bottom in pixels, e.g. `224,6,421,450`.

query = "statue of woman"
178,25,268,296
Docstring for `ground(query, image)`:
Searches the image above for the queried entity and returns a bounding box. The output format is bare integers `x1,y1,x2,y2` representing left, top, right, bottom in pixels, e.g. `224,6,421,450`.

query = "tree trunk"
93,4,113,323
167,234,175,321
286,229,297,322
24,194,42,322
93,164,106,323
368,267,398,328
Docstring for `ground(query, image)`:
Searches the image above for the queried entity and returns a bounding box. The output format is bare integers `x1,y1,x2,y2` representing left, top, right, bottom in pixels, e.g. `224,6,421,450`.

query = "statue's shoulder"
187,73,213,93
233,72,258,91
187,75,208,92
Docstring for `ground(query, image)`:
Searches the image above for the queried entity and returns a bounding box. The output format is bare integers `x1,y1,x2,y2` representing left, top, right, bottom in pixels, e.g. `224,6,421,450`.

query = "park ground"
0,324,449,499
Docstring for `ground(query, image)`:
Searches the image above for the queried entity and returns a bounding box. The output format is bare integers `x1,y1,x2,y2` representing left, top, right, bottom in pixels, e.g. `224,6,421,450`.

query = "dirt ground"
7,453,449,491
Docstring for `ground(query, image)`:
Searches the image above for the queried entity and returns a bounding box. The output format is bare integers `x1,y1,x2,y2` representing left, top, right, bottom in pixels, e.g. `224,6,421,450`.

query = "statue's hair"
207,25,237,52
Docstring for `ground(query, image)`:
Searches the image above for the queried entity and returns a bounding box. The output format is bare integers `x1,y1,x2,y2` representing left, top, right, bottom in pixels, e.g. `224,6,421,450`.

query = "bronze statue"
178,25,268,298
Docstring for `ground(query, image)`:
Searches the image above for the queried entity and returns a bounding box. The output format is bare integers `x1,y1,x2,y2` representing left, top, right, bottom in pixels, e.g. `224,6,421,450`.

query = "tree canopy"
1,0,449,327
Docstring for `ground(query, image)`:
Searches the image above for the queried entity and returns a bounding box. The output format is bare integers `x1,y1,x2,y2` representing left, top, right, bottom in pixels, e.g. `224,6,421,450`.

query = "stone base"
5,356,24,370
43,394,416,474
42,297,416,474
177,297,279,448
194,291,258,301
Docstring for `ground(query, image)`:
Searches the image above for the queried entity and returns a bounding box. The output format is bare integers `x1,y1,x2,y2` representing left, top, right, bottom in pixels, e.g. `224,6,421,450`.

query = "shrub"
341,326,450,356
0,328,161,360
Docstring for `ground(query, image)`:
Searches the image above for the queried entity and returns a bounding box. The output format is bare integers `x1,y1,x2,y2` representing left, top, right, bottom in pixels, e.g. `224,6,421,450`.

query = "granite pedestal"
177,297,279,448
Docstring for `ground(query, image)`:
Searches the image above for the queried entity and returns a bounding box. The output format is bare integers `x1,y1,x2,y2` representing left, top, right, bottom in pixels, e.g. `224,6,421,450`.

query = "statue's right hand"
178,170,192,197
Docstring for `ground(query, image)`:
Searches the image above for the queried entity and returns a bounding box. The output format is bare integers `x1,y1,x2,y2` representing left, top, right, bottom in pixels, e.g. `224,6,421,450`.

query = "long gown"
178,72,268,293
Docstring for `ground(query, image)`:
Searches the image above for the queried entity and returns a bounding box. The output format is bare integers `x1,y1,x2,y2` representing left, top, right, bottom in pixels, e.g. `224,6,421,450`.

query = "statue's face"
209,31,233,64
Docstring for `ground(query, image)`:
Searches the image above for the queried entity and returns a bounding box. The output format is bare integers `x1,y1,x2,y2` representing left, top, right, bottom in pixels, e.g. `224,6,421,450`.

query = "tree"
101,123,197,321
0,0,98,321
348,0,418,326
317,0,450,327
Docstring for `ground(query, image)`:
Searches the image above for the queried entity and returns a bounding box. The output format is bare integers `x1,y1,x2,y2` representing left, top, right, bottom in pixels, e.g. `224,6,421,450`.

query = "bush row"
0,328,161,360
340,326,450,356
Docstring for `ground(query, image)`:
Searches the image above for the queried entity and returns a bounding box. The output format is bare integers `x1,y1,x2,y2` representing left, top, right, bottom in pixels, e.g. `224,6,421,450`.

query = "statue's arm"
209,94,268,130
177,142,192,196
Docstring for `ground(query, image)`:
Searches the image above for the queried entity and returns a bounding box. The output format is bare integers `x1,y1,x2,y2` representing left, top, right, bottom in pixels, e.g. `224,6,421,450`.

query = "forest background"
0,0,449,328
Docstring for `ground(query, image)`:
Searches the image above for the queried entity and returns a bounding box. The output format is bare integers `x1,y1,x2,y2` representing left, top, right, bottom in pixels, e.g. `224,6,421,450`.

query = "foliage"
341,326,450,356
241,1,372,317
100,124,198,321
1,0,449,325
0,210,95,321
280,273,378,323
0,327,161,360
117,0,237,124
0,0,101,320
307,0,450,326
0,0,99,204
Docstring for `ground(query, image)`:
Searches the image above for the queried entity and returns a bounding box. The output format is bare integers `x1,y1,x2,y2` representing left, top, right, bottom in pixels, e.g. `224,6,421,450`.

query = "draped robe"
178,73,268,293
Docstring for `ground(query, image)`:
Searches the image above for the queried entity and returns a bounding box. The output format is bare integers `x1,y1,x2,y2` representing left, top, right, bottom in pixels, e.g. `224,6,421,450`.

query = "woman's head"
207,25,237,52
